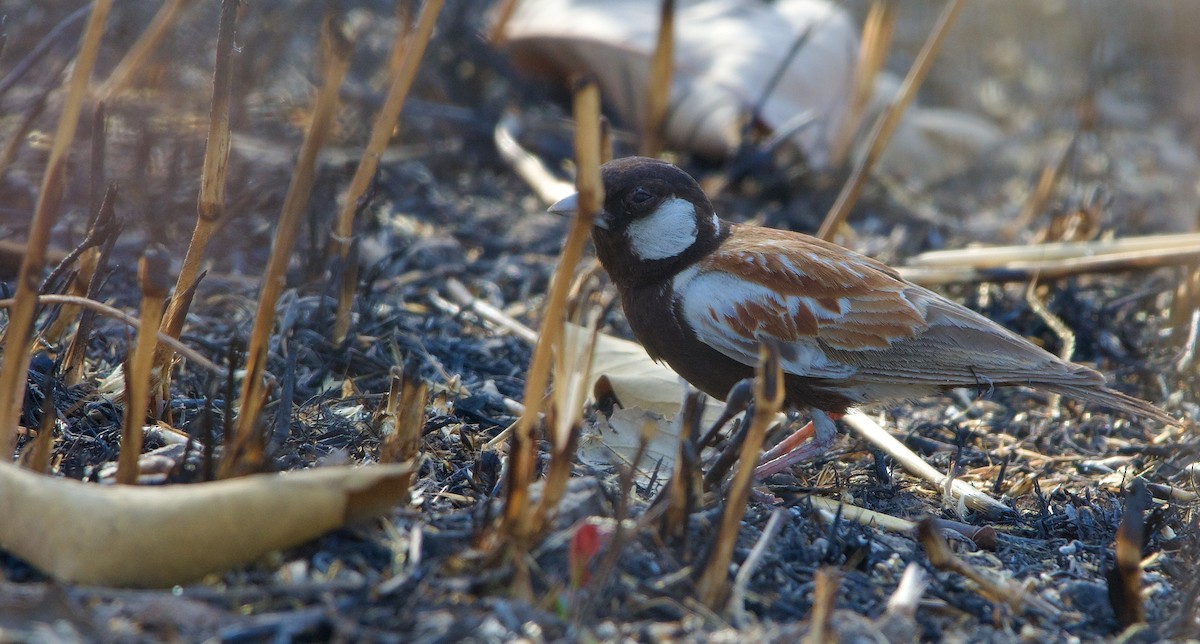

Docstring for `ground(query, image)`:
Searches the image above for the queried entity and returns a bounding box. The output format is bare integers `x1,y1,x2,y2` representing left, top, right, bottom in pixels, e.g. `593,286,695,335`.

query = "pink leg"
754,410,841,478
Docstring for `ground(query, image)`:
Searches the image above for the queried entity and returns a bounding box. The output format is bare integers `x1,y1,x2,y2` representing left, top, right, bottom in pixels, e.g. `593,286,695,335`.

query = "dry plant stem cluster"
500,79,604,562
0,0,113,454
817,0,965,241
331,0,444,341
226,18,354,476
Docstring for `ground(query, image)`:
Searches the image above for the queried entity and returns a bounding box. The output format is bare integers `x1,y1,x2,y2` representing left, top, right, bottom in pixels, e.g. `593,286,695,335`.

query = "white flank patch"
627,197,698,260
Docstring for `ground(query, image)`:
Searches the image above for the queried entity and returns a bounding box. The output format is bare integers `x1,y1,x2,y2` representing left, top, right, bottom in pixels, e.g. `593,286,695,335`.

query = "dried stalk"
116,249,171,485
0,0,113,454
331,0,444,341
641,0,674,158
696,342,784,608
493,113,574,205
227,17,354,471
501,78,604,543
804,568,840,644
95,0,201,100
817,0,965,240
157,0,240,373
828,0,895,168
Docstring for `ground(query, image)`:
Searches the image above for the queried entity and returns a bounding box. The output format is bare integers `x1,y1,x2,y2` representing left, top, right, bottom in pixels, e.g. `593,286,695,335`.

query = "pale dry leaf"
500,0,858,167
578,406,679,482
567,323,726,425
0,462,413,587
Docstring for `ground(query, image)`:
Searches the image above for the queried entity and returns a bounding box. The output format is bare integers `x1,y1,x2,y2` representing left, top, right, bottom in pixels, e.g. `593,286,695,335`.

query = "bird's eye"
629,188,653,205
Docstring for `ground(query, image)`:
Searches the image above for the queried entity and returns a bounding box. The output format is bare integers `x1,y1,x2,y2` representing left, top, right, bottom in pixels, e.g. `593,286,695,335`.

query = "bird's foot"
754,410,840,478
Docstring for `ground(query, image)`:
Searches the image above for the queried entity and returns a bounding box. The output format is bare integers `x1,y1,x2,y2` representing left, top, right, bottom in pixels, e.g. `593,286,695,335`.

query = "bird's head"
549,157,726,288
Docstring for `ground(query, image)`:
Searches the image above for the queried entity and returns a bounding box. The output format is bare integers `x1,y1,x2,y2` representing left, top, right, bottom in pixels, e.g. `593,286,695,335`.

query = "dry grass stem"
803,568,840,644
0,0,113,454
729,507,786,626
20,396,56,474
0,295,223,377
917,517,1058,618
1109,481,1149,628
908,232,1200,268
331,0,444,341
444,278,539,343
116,249,171,485
696,342,784,608
829,0,895,168
95,0,200,100
841,410,1009,517
493,113,574,204
500,77,604,545
900,244,1200,286
157,0,240,374
817,0,965,240
641,0,674,158
229,17,354,468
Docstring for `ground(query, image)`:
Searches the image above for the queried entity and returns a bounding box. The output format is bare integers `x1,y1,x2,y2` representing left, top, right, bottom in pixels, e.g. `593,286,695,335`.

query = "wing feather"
677,225,1106,392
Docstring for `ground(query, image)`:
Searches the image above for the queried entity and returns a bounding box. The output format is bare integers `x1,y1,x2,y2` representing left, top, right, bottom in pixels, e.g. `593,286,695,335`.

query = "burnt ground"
1,0,1199,642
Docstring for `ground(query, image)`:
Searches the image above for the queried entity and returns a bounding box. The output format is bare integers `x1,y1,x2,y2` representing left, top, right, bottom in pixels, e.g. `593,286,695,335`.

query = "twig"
817,0,965,240
493,112,574,205
729,507,786,626
0,295,222,376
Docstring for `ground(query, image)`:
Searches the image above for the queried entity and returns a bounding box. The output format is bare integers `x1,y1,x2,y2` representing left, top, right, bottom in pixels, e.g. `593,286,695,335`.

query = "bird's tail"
1044,383,1182,427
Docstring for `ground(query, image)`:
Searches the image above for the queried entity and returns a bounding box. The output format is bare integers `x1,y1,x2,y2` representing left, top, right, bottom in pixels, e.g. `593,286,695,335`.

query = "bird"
549,156,1180,476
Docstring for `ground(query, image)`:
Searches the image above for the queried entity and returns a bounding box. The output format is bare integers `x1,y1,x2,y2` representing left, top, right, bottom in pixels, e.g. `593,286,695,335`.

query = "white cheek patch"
626,197,698,261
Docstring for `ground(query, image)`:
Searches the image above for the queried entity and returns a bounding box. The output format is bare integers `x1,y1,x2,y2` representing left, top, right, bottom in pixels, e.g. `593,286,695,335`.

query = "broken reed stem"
641,0,674,158
0,0,113,455
501,78,604,541
899,245,1200,287
331,0,443,342
696,343,784,608
803,568,841,644
21,394,56,474
228,17,354,467
115,249,171,485
531,307,601,532
157,0,240,374
817,0,964,241
828,0,895,168
95,0,200,100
